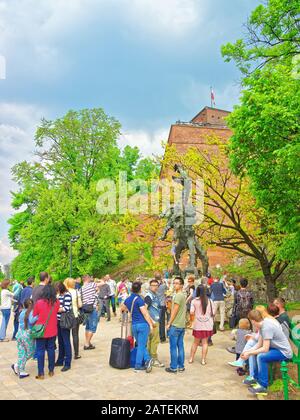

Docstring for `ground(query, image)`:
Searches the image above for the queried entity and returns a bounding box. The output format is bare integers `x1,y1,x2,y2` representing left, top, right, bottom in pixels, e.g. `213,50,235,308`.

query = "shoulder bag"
30,304,55,339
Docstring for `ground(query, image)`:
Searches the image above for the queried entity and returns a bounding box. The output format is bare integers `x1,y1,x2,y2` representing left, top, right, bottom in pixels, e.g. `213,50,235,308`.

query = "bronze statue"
160,164,209,278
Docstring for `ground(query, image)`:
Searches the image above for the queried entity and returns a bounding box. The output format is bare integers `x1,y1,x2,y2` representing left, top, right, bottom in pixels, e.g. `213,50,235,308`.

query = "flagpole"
210,86,213,108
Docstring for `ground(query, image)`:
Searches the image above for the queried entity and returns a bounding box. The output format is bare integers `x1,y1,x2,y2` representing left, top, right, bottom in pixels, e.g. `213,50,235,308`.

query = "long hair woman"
0,280,16,342
33,284,60,380
189,285,215,365
11,298,38,378
64,278,82,360
55,282,73,372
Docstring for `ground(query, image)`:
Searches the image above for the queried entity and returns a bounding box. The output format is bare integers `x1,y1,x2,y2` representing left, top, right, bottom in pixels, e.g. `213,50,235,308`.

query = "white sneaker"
153,359,165,368
228,360,244,368
19,371,30,379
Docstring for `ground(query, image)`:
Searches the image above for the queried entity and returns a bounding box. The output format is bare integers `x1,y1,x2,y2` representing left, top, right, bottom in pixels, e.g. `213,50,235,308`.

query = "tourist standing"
98,277,111,322
234,279,254,322
189,285,215,365
145,279,164,368
156,274,168,343
122,282,154,373
106,275,117,317
33,285,60,380
0,280,15,342
241,310,293,395
32,272,50,305
11,298,38,379
209,277,227,332
117,277,129,308
55,282,73,372
64,278,82,360
20,277,34,306
12,281,23,341
186,275,196,328
81,275,99,350
165,277,186,374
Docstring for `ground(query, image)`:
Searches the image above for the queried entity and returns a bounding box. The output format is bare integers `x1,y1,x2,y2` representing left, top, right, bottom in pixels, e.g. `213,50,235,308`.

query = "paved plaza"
0,316,254,401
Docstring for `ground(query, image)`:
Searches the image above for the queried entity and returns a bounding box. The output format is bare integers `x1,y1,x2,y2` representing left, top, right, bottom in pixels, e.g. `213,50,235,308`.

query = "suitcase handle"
121,312,129,338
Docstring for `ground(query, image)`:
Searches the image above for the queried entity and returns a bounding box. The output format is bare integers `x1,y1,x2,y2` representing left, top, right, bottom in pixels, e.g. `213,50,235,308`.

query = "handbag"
30,304,55,339
81,288,95,314
209,300,217,335
60,310,76,329
60,295,76,330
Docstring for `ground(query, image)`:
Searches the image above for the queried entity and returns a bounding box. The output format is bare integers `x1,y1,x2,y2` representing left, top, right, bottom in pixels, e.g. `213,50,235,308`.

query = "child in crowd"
229,318,252,376
11,299,38,379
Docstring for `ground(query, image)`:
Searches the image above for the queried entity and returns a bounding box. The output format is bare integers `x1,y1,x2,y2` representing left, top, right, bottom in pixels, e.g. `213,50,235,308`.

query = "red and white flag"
211,87,216,108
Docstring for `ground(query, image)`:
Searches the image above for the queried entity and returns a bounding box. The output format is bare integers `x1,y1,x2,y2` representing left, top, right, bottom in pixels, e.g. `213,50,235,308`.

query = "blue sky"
0,0,260,263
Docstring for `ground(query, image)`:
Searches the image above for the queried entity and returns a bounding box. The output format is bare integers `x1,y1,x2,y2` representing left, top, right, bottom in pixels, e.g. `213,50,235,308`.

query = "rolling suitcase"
109,313,131,369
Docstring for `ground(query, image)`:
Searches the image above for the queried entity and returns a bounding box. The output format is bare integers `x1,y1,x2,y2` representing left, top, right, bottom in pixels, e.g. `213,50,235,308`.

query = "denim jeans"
238,339,257,377
12,310,20,340
168,326,185,371
132,323,151,369
110,295,116,314
251,348,288,388
85,309,99,333
57,323,72,368
99,298,111,321
0,309,11,340
36,337,56,376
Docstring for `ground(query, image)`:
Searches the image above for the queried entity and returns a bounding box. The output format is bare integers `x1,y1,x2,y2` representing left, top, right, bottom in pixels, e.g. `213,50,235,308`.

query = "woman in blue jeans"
0,280,16,342
55,282,73,372
122,282,154,373
241,310,293,395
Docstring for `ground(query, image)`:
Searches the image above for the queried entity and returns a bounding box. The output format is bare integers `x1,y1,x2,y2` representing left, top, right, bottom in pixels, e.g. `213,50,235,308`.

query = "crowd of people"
0,271,294,397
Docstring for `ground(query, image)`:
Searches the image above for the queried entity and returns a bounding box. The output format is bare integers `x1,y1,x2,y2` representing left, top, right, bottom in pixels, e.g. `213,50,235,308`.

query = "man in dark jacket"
98,279,112,322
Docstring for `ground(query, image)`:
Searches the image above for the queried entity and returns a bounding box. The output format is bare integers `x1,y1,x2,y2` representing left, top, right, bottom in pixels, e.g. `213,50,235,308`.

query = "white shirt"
107,279,117,296
69,288,80,318
0,290,14,310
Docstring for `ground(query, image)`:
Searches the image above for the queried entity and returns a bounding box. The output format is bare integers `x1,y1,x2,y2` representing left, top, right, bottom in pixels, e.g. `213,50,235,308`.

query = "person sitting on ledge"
240,310,293,396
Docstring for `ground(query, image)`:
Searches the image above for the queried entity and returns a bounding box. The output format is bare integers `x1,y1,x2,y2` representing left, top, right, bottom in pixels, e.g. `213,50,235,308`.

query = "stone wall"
250,276,300,303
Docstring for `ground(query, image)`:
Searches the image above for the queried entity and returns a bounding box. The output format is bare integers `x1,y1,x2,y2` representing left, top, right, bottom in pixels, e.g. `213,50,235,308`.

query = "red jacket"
33,299,60,338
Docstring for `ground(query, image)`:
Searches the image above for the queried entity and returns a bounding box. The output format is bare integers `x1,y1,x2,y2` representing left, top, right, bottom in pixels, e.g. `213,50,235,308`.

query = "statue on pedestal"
160,165,209,278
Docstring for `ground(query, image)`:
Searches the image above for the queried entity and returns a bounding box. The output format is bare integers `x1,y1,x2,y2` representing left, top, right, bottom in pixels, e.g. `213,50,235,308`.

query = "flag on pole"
210,87,216,108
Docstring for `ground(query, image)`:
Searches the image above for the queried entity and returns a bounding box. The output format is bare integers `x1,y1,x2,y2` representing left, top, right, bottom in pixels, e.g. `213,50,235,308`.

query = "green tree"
221,0,300,263
221,0,300,75
163,136,290,301
9,108,161,280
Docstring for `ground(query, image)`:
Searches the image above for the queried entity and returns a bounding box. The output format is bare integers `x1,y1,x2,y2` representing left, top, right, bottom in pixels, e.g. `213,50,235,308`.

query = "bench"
269,322,300,400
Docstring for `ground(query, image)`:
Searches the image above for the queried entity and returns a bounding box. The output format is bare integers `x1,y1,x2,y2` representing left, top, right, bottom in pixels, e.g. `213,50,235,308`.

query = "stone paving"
0,315,254,400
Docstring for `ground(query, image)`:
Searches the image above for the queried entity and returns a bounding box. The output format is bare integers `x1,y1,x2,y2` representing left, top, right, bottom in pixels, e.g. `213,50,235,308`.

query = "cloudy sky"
0,0,260,264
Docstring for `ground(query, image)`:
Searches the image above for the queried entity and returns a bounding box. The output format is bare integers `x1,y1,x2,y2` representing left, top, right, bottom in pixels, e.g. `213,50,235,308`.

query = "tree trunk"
260,260,278,302
265,275,278,303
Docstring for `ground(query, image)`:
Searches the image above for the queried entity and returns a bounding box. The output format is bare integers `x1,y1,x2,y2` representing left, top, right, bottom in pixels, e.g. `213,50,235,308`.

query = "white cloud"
123,0,203,38
0,236,17,265
120,128,168,157
181,80,241,114
0,0,206,53
0,102,44,261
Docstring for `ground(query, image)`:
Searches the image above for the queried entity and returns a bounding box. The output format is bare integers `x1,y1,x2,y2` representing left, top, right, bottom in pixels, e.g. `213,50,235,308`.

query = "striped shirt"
57,292,72,321
81,282,98,308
